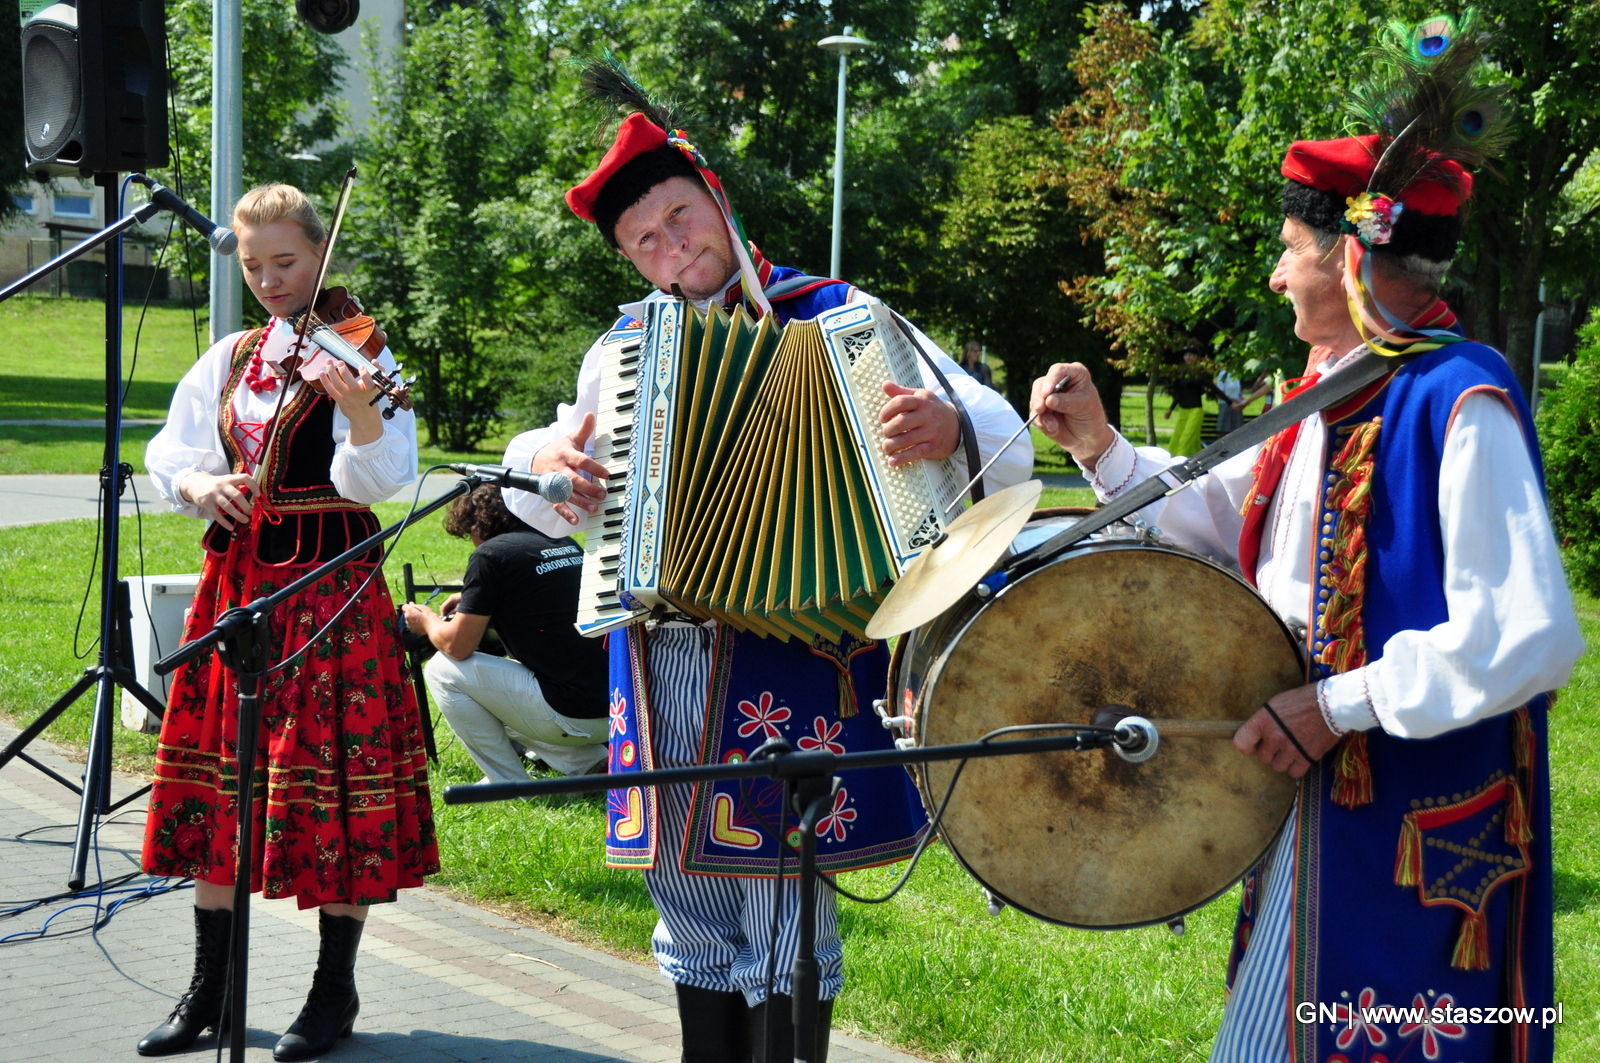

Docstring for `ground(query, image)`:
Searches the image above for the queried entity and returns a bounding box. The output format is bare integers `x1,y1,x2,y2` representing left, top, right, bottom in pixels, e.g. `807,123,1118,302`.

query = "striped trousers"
641,626,843,1004
1209,801,1296,1062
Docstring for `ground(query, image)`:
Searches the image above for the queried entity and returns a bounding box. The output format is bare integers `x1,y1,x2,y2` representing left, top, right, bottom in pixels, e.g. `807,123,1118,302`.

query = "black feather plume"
1346,8,1511,200
576,51,689,144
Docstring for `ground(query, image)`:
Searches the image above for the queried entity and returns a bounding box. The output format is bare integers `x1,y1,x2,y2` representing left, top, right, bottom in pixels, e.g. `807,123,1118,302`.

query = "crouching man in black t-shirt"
402,485,609,779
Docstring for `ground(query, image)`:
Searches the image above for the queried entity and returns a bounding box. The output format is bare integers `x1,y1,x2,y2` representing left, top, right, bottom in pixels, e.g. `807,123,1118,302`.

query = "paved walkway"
0,722,919,1063
0,474,463,528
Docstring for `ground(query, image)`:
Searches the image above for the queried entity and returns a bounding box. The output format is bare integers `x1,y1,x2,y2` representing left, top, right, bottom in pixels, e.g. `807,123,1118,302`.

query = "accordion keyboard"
575,331,649,637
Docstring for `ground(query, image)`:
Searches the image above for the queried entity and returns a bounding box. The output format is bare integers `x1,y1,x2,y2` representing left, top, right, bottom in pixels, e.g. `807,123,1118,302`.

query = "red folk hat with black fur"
1281,134,1471,217
565,113,670,223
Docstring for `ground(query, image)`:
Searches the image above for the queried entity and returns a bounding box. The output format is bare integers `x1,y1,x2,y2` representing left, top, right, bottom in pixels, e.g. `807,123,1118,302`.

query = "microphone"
447,463,574,504
130,174,239,256
1110,715,1160,764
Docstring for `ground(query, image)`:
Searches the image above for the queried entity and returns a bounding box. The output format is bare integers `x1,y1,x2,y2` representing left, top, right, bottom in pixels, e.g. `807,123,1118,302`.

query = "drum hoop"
913,539,1304,930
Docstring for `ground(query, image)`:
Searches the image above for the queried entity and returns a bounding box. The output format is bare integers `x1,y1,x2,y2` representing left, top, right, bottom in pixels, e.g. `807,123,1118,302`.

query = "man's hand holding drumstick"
1030,361,1340,778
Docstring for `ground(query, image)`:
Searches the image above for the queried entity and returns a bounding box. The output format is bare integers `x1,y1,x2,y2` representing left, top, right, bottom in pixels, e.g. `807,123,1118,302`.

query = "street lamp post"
818,27,871,280
212,0,243,341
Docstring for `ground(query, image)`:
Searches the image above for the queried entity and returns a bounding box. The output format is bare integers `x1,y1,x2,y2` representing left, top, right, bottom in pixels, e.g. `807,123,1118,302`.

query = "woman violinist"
138,183,438,1061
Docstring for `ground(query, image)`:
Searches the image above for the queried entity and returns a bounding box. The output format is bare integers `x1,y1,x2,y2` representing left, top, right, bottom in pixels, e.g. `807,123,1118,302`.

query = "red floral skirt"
141,530,440,908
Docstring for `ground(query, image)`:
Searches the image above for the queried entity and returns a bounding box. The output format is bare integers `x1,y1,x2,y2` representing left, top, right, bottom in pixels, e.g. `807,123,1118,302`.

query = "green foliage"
155,0,354,298
941,116,1111,412
163,0,352,197
350,8,554,451
1538,315,1600,596
1446,0,1600,390
1059,1,1407,381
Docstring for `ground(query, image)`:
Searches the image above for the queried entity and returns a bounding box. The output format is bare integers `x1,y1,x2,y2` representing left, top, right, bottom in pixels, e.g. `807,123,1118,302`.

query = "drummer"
1029,48,1581,1063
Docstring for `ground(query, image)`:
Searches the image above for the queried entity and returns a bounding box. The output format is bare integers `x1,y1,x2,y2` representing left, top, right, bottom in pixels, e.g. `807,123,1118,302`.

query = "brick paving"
0,722,919,1063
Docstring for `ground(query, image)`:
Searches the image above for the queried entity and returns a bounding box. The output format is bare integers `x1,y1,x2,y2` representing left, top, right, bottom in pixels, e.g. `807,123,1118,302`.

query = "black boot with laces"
273,911,365,1061
136,906,233,1056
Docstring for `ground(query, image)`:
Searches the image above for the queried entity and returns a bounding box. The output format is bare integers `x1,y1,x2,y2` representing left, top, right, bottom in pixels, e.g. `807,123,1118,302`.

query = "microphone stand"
152,473,493,1063
445,725,1133,1063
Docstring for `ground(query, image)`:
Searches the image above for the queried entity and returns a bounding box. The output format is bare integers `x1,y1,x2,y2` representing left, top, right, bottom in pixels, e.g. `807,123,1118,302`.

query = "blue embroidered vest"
1232,343,1554,1063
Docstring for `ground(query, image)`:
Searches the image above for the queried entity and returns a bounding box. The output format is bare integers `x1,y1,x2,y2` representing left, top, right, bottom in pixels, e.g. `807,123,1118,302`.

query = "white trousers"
1209,802,1296,1063
641,626,843,1005
423,651,608,780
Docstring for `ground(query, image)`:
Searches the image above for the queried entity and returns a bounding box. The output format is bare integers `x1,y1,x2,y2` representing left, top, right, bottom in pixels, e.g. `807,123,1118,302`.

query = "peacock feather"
1345,8,1512,200
575,51,692,144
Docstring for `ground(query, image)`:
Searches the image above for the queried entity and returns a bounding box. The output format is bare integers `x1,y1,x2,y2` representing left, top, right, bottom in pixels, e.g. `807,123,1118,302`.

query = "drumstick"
942,376,1072,515
1089,705,1241,738
1139,719,1241,739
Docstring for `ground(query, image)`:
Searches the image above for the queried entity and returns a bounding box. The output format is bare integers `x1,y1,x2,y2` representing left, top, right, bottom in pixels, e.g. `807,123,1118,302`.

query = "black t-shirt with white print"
456,529,608,719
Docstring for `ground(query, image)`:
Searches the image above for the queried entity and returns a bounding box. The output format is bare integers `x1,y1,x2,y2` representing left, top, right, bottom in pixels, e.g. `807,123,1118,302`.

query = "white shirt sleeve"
144,335,238,518
1320,391,1584,737
502,333,605,536
328,344,417,504
1077,429,1260,567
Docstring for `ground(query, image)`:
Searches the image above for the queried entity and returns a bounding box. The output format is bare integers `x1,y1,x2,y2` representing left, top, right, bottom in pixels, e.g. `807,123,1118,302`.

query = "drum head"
917,544,1303,929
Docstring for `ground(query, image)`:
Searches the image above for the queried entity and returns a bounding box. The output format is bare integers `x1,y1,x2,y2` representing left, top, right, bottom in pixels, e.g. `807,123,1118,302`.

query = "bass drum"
889,510,1304,929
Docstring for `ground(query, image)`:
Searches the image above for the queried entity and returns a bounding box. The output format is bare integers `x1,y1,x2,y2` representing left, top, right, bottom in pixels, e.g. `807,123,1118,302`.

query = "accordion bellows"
576,296,962,642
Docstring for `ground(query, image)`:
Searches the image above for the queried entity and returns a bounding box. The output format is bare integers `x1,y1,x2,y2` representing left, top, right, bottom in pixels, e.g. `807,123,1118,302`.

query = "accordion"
575,296,963,642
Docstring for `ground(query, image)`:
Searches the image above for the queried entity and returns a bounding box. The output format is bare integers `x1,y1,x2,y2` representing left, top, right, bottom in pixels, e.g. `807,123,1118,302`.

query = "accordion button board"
575,296,964,643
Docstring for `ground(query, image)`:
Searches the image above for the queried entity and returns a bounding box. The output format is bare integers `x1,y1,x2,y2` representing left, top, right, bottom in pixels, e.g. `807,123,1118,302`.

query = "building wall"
328,0,406,138
1,178,173,298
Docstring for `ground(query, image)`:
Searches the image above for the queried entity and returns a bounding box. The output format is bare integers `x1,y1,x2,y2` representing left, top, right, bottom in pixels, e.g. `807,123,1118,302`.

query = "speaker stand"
0,174,168,888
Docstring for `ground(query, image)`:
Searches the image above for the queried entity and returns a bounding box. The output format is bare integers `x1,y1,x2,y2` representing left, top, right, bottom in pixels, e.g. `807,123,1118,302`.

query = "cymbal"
866,479,1043,639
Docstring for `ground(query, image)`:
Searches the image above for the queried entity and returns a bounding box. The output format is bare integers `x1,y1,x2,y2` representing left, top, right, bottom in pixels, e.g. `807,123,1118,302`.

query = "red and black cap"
565,114,700,247
1280,135,1469,261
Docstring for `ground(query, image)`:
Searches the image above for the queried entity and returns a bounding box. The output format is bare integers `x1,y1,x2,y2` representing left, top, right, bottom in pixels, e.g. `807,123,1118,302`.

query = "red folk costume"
141,322,439,908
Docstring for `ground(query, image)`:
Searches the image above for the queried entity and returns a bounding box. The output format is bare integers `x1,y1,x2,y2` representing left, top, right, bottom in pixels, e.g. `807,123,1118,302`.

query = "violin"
286,286,416,420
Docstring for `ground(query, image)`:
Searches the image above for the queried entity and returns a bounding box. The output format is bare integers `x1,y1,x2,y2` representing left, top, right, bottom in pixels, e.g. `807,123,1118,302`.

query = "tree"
941,117,1114,417
1448,0,1600,395
350,6,557,451
156,0,352,308
1053,1,1600,404
1535,314,1600,593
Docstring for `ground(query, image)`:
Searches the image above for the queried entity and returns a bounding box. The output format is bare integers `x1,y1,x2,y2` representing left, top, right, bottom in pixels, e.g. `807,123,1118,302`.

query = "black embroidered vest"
202,327,382,565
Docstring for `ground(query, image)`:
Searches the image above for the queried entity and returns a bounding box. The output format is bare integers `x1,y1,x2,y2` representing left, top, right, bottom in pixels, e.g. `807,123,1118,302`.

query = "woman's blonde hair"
232,183,326,246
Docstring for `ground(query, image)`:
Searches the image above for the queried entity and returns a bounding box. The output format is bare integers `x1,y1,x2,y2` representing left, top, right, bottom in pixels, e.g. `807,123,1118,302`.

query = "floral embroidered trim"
1093,435,1137,498
1315,417,1382,808
1315,679,1346,736
1359,668,1380,728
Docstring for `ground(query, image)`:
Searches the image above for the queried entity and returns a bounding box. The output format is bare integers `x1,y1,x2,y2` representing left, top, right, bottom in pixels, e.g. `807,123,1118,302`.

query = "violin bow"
247,167,358,497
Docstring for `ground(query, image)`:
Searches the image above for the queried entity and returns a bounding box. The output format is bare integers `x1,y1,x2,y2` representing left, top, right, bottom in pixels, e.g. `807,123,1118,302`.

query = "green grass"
0,296,524,473
0,297,208,420
2,510,1595,1059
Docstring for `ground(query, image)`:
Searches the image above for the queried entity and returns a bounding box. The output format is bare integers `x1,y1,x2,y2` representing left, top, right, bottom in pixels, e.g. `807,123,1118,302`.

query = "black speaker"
296,0,359,35
20,0,168,177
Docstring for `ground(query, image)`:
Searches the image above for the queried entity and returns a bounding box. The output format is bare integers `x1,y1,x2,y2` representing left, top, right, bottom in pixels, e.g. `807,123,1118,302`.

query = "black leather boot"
273,911,365,1061
674,983,751,1063
137,906,233,1056
751,993,832,1063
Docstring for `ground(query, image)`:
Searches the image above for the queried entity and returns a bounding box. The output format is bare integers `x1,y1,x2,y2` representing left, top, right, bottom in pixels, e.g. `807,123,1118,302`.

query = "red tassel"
1452,908,1491,971
1504,780,1532,846
1394,813,1422,886
1331,731,1374,808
